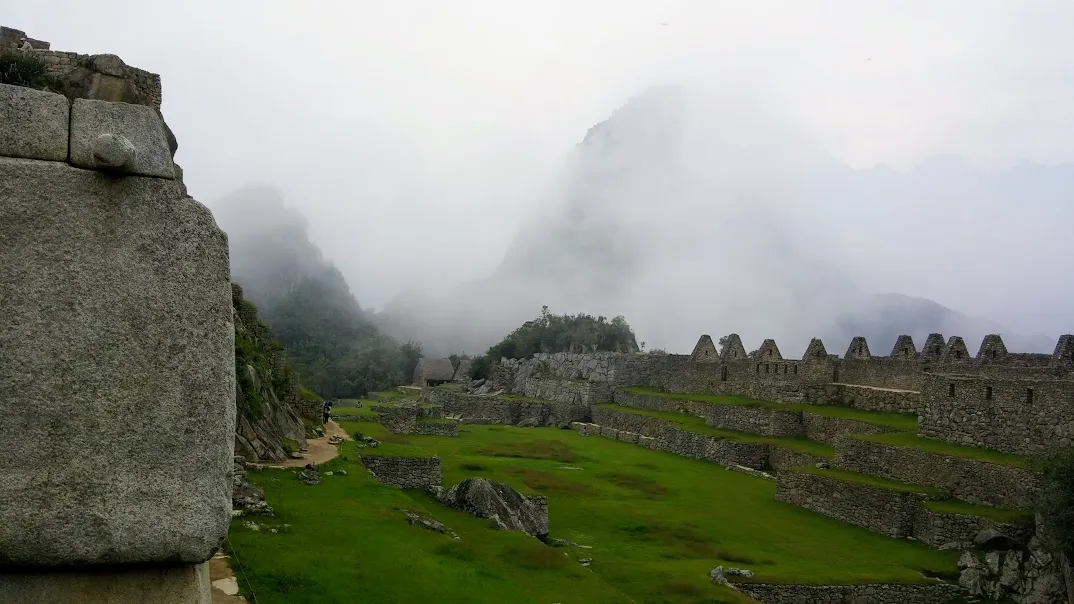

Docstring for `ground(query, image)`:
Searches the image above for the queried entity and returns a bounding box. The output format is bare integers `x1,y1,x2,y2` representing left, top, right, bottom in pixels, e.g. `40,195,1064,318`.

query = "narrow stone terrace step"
775,466,1030,548
834,435,1037,508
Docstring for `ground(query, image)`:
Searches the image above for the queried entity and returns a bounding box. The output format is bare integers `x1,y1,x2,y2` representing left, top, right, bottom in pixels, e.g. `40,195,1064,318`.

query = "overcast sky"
8,1,1074,337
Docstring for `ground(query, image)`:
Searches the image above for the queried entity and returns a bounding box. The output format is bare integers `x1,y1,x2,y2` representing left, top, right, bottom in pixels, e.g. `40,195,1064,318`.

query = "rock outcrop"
437,477,549,540
958,524,1069,604
232,457,273,516
232,283,310,462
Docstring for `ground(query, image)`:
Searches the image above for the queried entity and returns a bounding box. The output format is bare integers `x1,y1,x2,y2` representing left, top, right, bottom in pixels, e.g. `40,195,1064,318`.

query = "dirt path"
214,422,351,602
251,420,348,469
210,552,247,603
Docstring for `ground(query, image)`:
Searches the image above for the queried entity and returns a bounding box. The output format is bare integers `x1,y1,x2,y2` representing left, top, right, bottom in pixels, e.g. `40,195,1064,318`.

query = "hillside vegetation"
470,307,639,379
232,283,315,461
213,186,422,398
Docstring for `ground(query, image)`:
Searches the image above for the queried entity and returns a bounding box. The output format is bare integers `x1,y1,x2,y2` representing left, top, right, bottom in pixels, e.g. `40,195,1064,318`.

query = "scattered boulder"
710,566,753,586
404,511,458,540
232,458,273,516
815,461,831,469
437,477,549,540
579,558,592,567
298,464,320,486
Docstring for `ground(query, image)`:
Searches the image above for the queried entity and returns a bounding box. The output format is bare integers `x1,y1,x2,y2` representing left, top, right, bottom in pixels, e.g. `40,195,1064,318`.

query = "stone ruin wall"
734,582,964,604
360,455,442,489
774,470,927,538
833,437,1039,508
0,32,232,603
425,388,589,428
378,406,459,436
919,374,1074,456
1,27,163,110
496,332,1074,454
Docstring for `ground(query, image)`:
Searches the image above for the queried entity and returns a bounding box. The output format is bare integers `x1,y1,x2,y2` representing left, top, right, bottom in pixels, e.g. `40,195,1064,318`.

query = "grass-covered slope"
228,419,958,603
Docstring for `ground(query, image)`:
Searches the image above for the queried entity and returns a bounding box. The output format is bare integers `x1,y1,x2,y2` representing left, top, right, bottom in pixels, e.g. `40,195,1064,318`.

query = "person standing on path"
322,399,332,425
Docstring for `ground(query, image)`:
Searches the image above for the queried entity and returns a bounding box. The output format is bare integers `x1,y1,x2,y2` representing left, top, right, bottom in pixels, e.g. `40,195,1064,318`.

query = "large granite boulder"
437,477,548,540
0,94,234,567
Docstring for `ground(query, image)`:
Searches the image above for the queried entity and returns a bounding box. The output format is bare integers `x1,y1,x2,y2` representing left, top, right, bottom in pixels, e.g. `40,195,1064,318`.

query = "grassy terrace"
793,466,944,497
596,403,834,458
857,432,1030,468
621,387,918,432
923,500,1030,524
622,387,1034,469
228,419,958,603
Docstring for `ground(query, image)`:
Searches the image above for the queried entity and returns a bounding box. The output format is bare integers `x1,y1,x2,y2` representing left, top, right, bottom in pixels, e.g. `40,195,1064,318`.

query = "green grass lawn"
596,404,835,458
856,432,1031,468
229,422,957,604
620,387,918,432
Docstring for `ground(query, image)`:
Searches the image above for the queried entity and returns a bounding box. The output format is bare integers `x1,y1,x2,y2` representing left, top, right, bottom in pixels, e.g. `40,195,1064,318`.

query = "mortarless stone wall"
800,412,899,446
910,506,1031,549
734,582,964,604
426,389,589,427
774,470,924,538
589,406,769,469
833,437,1038,508
918,374,1074,455
802,383,921,413
360,455,441,489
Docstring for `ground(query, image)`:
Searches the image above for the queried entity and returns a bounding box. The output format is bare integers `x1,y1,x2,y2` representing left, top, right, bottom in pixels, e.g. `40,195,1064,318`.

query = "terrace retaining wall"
734,582,964,604
801,412,897,446
360,455,441,489
910,506,1030,549
588,407,769,469
425,389,589,427
774,470,924,538
833,437,1038,508
615,391,804,437
802,384,920,413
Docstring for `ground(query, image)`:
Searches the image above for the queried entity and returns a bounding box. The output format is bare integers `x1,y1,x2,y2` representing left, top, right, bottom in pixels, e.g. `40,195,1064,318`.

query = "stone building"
413,356,470,386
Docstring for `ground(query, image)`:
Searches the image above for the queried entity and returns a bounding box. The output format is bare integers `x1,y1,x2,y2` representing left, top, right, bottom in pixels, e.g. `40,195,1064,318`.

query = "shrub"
0,51,61,92
469,355,491,380
485,305,639,361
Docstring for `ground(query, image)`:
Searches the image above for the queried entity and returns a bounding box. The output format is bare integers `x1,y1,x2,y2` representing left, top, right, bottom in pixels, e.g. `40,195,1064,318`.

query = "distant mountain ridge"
380,85,1069,356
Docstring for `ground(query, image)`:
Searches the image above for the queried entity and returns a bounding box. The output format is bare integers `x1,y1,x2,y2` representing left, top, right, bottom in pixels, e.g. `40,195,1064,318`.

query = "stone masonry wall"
615,390,897,445
834,437,1039,508
360,455,442,489
768,446,830,472
919,374,1074,455
800,412,898,446
774,470,924,537
911,506,1030,549
590,406,769,469
426,389,589,427
615,390,804,437
378,407,459,436
734,582,964,604
802,383,920,413
520,376,614,405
